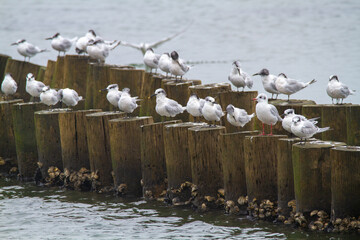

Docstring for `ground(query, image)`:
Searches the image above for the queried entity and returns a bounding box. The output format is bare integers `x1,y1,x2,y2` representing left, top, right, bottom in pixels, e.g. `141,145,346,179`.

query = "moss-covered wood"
220,131,259,202
34,109,70,178
346,105,360,146
36,66,46,83
85,111,125,187
109,116,153,196
244,135,287,203
109,68,144,97
43,60,56,86
0,99,24,160
12,102,47,180
4,59,43,101
51,56,65,89
188,125,225,198
330,146,360,220
292,141,345,214
63,55,89,97
58,109,101,172
140,120,180,199
163,122,205,190
0,54,11,83
218,91,258,132
321,104,348,142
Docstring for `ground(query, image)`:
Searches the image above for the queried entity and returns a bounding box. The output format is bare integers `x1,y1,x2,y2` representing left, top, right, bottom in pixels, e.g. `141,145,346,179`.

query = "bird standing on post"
118,88,139,117
40,86,60,109
169,51,191,81
11,39,47,62
86,38,120,64
151,88,186,118
58,88,83,108
100,84,122,108
275,73,316,101
253,69,280,99
26,73,45,102
326,75,355,104
291,116,330,143
228,61,253,91
201,96,224,127
143,48,160,73
45,33,78,56
158,53,172,77
226,104,255,128
75,30,96,54
1,73,17,100
186,93,205,122
253,93,282,135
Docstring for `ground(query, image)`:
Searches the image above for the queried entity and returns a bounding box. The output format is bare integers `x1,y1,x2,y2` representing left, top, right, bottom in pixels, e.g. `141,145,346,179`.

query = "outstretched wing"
119,41,142,50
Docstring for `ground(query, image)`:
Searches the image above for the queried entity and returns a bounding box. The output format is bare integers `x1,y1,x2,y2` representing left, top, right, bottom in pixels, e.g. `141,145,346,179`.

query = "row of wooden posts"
0,54,359,223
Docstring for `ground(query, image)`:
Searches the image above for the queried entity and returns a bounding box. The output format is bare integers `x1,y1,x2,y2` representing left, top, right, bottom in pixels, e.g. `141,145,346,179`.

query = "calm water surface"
1,178,357,239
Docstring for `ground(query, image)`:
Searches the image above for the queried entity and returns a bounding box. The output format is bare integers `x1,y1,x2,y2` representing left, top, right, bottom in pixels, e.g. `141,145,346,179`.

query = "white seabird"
253,69,280,99
226,104,255,127
228,61,253,91
45,33,78,56
326,75,355,104
169,51,191,81
158,53,172,77
40,86,60,108
275,73,316,101
26,73,45,101
11,39,47,62
86,38,120,64
143,48,160,73
58,88,83,107
151,88,186,118
100,84,122,108
291,116,330,143
186,93,205,122
75,30,96,54
1,73,17,99
281,109,318,135
201,96,224,126
118,88,139,116
253,93,282,135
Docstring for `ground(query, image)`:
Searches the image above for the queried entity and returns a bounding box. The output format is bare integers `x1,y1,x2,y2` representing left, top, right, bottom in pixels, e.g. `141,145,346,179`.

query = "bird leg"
287,95,290,101
268,124,273,135
260,123,265,135
271,93,274,99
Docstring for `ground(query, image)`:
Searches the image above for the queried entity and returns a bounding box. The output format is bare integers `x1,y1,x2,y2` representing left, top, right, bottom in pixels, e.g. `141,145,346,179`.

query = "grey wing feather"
36,81,45,92
119,41,141,50
215,104,224,117
166,99,183,115
270,105,282,121
301,121,316,134
340,86,350,96
60,39,72,50
199,99,205,113
26,44,39,54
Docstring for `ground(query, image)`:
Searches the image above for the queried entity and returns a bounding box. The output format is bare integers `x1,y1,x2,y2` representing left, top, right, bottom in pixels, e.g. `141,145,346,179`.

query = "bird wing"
215,104,224,117
148,25,190,49
71,90,81,101
165,99,183,115
119,41,141,50
26,44,40,54
340,85,350,96
301,121,316,134
270,104,282,121
199,99,205,114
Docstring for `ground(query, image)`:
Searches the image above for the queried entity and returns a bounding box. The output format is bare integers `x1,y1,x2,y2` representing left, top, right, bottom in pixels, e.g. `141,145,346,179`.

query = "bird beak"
99,88,107,92
11,42,17,46
45,37,53,40
281,113,285,117
252,73,259,76
150,93,157,98
252,98,257,101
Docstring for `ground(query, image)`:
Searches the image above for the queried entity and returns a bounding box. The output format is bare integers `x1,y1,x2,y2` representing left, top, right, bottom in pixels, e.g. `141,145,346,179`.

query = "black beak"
11,42,17,46
45,37,53,40
150,93,157,98
99,88,107,93
252,73,260,76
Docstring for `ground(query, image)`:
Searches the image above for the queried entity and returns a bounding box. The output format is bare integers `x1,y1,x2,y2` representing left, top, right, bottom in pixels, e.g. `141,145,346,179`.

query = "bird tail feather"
318,126,330,133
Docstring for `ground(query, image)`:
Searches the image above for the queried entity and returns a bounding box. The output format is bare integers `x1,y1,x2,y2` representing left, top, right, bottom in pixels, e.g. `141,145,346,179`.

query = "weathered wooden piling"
85,111,125,187
51,56,65,89
34,109,70,178
346,105,360,146
188,126,226,198
36,66,46,83
109,67,143,98
292,141,345,214
0,54,11,81
139,74,163,121
0,99,24,160
140,120,180,199
244,135,287,203
63,55,89,97
43,60,56,86
12,102,47,180
188,83,231,99
321,104,348,142
58,109,101,172
330,146,360,220
220,131,259,202
109,116,153,196
4,59,43,101
218,91,258,132
269,100,316,135
85,63,120,110
164,122,205,190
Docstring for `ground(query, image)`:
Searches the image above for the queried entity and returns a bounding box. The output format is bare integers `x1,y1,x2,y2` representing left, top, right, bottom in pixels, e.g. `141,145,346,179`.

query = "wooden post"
12,102,47,180
321,104,348,142
58,109,101,172
140,120,180,199
34,109,70,178
188,126,226,198
4,59,43,101
164,122,205,190
51,56,65,89
36,66,46,82
292,140,345,214
85,111,125,187
85,63,120,110
218,91,258,132
0,99,24,160
330,146,360,220
63,55,89,97
220,131,259,202
109,68,144,97
139,74,163,121
244,135,287,203
0,54,11,82
346,105,360,146
163,81,192,122
269,100,316,135
109,116,153,196
43,60,56,86
277,137,316,216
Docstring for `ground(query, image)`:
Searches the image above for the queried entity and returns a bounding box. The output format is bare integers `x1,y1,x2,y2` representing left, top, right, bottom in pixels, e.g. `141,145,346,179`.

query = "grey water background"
0,0,359,239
